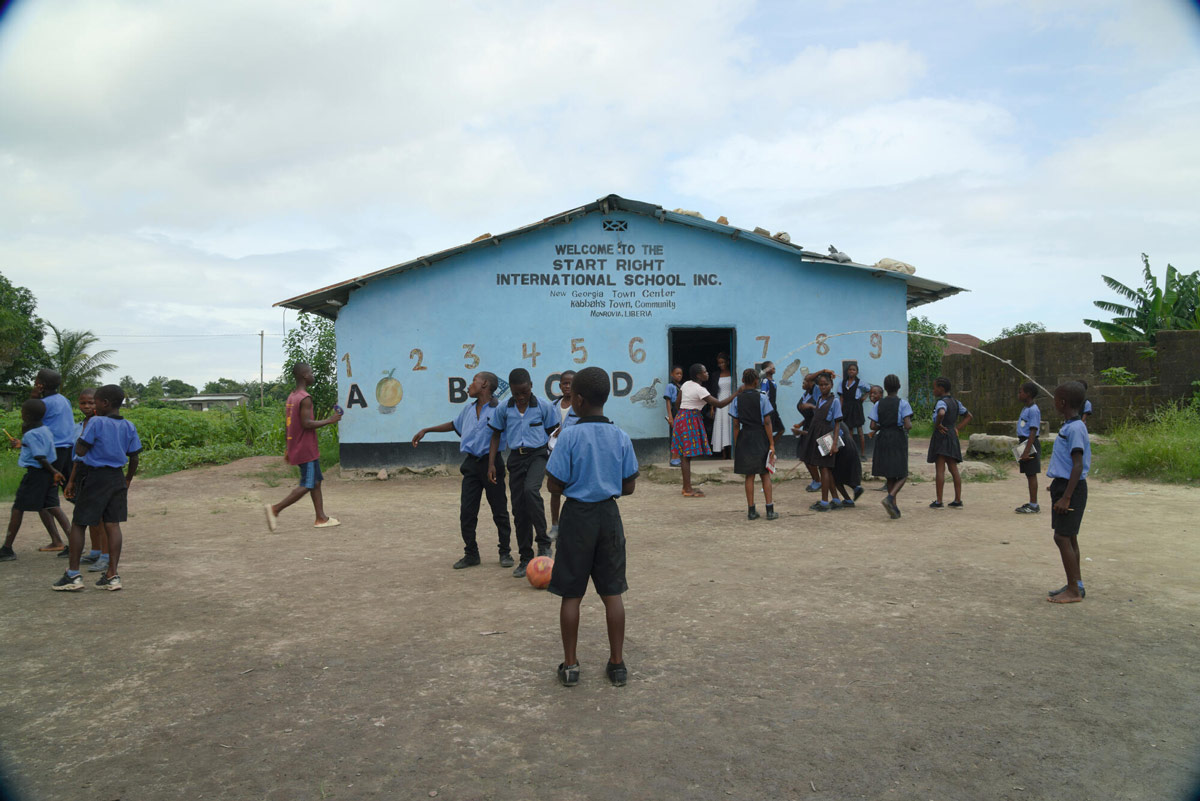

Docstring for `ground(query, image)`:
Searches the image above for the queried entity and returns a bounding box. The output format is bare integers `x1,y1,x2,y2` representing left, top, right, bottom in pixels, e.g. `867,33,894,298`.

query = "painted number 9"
628,337,646,364
870,333,883,359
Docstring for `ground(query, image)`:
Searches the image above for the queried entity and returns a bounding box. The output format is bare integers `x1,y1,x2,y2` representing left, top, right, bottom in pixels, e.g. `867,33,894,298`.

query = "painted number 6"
628,337,646,363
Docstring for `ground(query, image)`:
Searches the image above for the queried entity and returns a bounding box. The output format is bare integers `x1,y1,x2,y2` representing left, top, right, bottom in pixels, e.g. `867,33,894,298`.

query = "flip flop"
1047,594,1083,604
263,504,277,533
38,544,65,552
681,490,706,498
314,518,341,528
1048,585,1085,598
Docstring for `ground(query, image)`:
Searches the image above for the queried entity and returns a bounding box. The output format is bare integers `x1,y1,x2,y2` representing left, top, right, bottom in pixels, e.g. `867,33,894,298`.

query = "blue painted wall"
334,209,910,467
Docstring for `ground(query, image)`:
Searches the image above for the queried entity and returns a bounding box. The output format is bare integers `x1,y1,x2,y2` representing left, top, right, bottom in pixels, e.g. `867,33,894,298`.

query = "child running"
488,368,561,577
264,363,343,532
547,370,578,544
1045,381,1091,604
64,388,110,573
927,376,973,509
544,367,639,687
1015,382,1043,514
674,363,735,497
51,385,140,592
412,372,513,569
730,368,777,520
663,366,683,467
869,374,913,519
802,371,842,511
1,399,66,562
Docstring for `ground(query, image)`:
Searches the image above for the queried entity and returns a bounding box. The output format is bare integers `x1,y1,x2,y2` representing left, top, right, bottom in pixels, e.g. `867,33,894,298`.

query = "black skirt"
841,397,866,429
734,425,771,476
832,434,861,487
926,428,963,463
803,415,836,469
872,426,909,479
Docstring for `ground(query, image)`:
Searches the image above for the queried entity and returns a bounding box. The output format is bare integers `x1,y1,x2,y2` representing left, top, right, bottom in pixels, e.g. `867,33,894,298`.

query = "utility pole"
259,330,265,408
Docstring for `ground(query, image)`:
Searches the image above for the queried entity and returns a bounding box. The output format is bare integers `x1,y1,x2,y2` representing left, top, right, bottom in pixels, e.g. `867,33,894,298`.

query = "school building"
277,194,964,469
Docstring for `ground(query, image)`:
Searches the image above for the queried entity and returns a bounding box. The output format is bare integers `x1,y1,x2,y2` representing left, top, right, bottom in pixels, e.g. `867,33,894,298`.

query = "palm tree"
46,324,118,399
1084,254,1200,343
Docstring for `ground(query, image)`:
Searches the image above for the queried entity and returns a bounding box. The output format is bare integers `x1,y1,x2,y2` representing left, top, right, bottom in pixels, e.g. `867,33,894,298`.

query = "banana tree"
1084,254,1200,343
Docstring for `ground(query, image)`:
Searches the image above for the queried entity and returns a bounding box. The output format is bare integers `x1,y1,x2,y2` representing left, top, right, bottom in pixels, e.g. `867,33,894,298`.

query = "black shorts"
52,447,72,477
1017,438,1041,476
13,467,59,511
1050,477,1087,538
548,498,627,598
72,466,128,526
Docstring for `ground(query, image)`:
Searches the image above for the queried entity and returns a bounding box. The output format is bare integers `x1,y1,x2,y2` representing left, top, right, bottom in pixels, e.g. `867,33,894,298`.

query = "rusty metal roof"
274,194,965,319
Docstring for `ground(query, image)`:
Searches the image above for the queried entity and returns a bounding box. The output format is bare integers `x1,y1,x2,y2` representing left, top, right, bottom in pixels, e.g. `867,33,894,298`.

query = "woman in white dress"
709,352,734,458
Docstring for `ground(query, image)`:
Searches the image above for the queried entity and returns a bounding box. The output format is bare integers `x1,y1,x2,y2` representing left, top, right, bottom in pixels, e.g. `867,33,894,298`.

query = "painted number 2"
870,333,883,359
409,348,426,371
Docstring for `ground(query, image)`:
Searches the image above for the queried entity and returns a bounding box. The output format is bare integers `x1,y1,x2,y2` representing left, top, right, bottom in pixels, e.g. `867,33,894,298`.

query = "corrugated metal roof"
274,194,965,319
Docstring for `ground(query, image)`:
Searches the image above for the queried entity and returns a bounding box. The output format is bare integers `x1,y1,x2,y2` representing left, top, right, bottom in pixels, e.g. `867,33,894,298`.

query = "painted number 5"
571,338,588,364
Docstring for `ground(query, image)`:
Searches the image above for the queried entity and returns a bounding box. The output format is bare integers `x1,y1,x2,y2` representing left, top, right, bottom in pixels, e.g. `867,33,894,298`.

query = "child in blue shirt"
545,367,639,688
663,365,683,467
412,372,513,570
32,368,74,553
52,385,140,592
730,368,777,520
64,388,110,572
1,399,66,562
1046,381,1091,604
488,368,561,577
547,370,578,543
927,377,973,508
1015,382,1043,514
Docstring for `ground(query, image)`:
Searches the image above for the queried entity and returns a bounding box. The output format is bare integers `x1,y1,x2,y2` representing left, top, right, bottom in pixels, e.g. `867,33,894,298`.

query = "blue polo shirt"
18,425,56,469
1047,417,1090,480
1017,403,1041,439
546,417,639,503
453,400,505,457
72,420,87,461
932,398,968,421
729,393,774,421
79,415,142,468
489,395,561,449
1083,399,1093,415
663,383,679,405
842,379,870,400
41,393,75,449
815,393,843,421
867,397,913,426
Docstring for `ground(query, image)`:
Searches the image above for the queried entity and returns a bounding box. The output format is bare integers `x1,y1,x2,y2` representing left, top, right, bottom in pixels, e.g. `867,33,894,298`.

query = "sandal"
1048,585,1085,598
682,490,706,498
38,544,65,552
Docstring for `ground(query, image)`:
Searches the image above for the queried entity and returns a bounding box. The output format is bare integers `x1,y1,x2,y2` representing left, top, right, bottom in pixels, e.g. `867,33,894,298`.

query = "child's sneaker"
87,557,110,573
810,501,830,512
1015,503,1040,514
669,458,681,467
840,499,855,508
557,662,580,687
605,660,628,687
929,501,944,509
0,545,15,562
81,552,101,565
747,508,760,520
853,485,864,501
57,546,70,558
805,481,821,492
829,499,843,509
948,500,964,508
51,572,84,591
765,509,779,520
95,574,122,591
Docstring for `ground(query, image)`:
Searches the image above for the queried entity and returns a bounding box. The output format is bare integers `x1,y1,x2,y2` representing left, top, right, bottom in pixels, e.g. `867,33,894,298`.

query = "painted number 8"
815,333,829,356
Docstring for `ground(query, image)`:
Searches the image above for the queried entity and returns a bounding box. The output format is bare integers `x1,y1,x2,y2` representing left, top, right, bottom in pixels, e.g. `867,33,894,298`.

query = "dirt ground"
2,447,1199,801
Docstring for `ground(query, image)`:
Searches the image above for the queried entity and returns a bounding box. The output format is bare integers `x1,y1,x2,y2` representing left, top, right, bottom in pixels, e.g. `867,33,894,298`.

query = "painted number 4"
522,342,541,368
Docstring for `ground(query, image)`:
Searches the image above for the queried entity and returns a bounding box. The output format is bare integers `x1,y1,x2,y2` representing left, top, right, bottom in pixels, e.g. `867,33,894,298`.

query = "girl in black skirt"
927,376,973,508
758,361,786,443
731,368,777,520
802,371,843,511
791,371,824,492
870,374,913,519
839,362,870,456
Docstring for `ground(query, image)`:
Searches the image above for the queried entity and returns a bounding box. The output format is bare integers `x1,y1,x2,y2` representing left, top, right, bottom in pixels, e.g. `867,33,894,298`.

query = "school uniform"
672,381,712,458
40,392,74,505
730,389,774,476
68,418,92,503
926,395,967,464
13,424,59,512
453,400,513,560
547,401,578,453
545,416,638,598
663,382,681,459
73,416,141,526
794,385,819,460
1047,417,1091,537
490,395,561,563
1017,402,1042,475
832,428,862,490
759,377,785,442
838,376,869,430
802,393,842,469
868,396,912,480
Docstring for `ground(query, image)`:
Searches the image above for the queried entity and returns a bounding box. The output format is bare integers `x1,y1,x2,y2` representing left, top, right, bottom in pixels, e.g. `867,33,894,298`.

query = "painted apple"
377,369,402,413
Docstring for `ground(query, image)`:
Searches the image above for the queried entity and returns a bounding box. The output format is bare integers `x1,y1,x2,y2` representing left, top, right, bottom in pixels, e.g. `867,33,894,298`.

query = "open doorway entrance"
669,327,736,457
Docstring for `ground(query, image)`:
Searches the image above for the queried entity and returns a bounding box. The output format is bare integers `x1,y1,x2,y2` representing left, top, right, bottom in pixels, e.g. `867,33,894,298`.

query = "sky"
1,0,1199,388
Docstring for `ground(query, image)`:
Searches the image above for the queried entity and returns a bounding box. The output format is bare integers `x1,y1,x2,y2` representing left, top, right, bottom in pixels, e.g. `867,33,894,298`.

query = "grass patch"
0,448,20,504
1091,402,1200,484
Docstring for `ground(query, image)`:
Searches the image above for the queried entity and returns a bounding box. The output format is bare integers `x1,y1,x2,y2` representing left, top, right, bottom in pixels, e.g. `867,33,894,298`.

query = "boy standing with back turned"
545,367,639,688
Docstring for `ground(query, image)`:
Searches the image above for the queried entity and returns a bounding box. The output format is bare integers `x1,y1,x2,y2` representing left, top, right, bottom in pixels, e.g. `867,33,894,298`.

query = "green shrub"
1092,402,1200,484
1099,366,1142,386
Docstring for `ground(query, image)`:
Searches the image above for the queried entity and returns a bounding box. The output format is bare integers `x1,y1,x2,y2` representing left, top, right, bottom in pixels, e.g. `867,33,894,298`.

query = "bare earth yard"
2,450,1198,801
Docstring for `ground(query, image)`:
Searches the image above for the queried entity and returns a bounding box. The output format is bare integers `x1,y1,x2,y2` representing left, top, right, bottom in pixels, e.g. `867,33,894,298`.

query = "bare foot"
1047,591,1083,604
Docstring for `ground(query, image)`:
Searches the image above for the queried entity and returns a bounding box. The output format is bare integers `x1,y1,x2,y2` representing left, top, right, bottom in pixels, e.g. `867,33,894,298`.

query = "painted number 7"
755,335,770,359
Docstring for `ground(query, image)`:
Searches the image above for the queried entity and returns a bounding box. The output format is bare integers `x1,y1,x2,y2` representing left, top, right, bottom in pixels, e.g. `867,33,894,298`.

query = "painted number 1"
340,353,352,377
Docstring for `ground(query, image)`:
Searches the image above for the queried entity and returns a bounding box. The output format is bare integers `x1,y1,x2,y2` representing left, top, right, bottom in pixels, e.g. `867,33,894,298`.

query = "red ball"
526,555,554,589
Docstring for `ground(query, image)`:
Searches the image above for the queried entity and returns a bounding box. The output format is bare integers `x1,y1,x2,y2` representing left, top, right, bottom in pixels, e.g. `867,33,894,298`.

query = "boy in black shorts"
1,399,66,561
544,367,639,687
52,385,141,592
1045,381,1090,604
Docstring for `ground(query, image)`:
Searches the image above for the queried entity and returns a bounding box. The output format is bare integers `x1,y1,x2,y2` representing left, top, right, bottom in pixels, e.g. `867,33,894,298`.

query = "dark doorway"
669,327,736,456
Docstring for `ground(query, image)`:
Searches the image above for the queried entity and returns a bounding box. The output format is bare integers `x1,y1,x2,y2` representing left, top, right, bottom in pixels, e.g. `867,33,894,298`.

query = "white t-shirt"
680,380,710,411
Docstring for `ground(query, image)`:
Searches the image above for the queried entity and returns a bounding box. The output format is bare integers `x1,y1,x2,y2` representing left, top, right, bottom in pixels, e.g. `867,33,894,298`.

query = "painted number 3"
815,333,829,356
870,333,883,359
